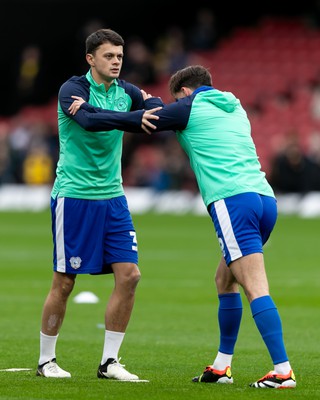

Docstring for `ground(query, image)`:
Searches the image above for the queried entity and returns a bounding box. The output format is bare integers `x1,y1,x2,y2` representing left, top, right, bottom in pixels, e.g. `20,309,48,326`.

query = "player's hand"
141,107,162,134
141,89,153,100
69,96,86,115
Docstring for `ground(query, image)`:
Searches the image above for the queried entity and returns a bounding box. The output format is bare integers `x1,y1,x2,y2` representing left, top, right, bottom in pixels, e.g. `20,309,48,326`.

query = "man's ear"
182,87,193,96
86,53,94,67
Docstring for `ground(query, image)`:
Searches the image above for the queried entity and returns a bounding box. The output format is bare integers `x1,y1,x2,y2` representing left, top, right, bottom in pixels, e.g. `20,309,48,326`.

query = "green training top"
51,71,142,200
176,89,275,206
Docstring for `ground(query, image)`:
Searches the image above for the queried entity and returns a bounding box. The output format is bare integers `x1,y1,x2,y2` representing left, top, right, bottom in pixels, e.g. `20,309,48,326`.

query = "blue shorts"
208,192,277,266
51,195,138,274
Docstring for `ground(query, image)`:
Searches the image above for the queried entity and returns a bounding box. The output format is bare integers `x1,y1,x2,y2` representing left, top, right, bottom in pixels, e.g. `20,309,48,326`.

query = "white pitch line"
0,368,32,372
115,379,150,383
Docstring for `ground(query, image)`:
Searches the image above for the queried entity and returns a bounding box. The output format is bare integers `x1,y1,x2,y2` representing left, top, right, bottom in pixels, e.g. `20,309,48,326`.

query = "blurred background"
1,0,320,214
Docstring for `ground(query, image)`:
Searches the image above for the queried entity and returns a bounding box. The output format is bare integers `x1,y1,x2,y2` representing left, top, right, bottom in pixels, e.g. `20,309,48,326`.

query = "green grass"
0,210,319,399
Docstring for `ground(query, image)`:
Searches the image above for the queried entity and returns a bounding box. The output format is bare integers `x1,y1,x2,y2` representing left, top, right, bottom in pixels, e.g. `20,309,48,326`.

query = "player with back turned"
144,65,296,389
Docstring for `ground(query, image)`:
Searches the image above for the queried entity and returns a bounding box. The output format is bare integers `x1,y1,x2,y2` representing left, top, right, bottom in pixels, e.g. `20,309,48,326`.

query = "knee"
125,266,141,296
116,264,141,291
215,270,237,293
215,272,227,292
129,265,141,288
215,267,225,289
55,275,75,299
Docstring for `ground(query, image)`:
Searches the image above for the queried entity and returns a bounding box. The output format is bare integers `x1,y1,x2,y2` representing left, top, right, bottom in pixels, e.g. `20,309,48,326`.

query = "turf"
0,210,319,400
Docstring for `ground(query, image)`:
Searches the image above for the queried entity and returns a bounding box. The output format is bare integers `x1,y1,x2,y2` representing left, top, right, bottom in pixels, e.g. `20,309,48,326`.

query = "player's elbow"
81,121,96,131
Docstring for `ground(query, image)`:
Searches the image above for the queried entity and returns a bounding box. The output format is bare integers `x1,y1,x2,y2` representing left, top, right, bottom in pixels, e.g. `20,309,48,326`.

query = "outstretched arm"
68,95,161,134
67,89,189,134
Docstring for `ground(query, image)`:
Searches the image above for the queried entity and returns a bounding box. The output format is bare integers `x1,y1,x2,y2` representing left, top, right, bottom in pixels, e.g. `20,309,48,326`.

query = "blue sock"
218,293,242,354
250,295,288,364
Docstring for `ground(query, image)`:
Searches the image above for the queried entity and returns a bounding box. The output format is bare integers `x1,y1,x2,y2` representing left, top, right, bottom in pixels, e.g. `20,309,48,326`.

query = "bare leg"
215,256,239,294
229,253,269,303
41,272,76,335
100,262,141,369
105,262,141,332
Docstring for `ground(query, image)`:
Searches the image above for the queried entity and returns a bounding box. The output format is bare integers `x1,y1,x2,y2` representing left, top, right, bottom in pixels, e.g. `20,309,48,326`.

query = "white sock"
101,330,125,365
212,351,233,370
274,361,292,375
39,331,59,365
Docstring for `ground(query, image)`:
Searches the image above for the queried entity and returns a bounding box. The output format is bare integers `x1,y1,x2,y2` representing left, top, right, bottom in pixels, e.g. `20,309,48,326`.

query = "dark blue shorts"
51,195,138,274
208,192,277,266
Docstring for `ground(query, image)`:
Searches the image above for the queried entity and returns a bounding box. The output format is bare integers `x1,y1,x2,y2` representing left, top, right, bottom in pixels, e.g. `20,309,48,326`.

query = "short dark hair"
85,29,125,54
169,65,212,96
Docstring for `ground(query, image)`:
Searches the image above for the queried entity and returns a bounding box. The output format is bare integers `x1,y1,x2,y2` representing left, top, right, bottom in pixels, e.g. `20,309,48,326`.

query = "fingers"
141,112,160,134
141,119,157,133
68,101,81,115
142,126,152,135
144,121,157,129
141,121,158,134
148,107,162,113
141,89,152,100
69,96,86,115
142,114,158,126
144,106,162,117
143,107,161,121
144,114,159,120
140,106,162,132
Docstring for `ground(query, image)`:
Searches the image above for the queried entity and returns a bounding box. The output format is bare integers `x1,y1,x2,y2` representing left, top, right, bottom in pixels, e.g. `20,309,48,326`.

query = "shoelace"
45,362,59,373
204,366,226,375
112,357,126,369
259,371,289,381
259,371,278,380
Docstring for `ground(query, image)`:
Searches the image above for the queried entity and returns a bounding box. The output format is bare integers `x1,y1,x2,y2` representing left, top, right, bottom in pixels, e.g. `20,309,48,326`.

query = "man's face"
86,42,124,83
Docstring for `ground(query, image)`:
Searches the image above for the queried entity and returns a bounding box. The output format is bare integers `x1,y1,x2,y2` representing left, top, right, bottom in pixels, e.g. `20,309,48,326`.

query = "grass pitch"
0,210,319,399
